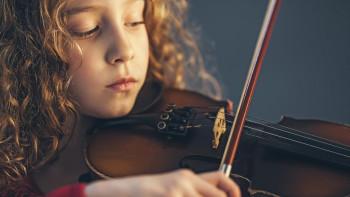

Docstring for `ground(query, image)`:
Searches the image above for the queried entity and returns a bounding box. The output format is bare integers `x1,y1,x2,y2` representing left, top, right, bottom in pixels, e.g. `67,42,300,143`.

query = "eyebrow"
64,5,102,16
64,0,144,16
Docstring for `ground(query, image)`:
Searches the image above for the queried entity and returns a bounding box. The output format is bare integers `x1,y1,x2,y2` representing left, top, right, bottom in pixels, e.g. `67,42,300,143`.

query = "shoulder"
1,177,43,197
1,177,87,197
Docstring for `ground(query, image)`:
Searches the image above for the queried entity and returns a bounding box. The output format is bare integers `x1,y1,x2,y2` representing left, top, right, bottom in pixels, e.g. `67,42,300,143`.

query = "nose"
105,27,135,65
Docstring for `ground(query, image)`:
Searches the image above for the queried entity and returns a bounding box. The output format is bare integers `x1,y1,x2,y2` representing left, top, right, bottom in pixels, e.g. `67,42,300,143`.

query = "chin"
83,87,141,119
102,105,134,119
105,99,137,118
82,102,134,119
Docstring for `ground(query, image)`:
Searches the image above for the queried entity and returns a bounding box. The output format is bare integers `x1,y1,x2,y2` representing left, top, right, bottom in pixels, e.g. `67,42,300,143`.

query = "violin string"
243,125,350,158
189,114,350,158
218,115,350,152
202,111,350,150
172,106,350,156
248,118,350,152
188,119,350,159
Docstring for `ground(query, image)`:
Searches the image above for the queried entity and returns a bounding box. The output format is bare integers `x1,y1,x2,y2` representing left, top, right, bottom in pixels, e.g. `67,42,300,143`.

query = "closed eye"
125,21,145,27
71,26,100,39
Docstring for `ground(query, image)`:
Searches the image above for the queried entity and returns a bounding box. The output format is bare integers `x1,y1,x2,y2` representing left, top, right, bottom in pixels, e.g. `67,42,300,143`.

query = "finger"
199,171,241,197
172,169,226,197
193,178,227,197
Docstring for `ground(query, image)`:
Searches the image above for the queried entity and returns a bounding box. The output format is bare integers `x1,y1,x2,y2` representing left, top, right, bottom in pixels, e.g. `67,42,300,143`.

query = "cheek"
135,30,150,74
67,42,103,83
66,43,83,73
66,46,99,99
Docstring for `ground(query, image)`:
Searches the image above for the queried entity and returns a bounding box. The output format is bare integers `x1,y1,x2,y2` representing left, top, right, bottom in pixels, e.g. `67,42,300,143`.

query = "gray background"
189,0,350,125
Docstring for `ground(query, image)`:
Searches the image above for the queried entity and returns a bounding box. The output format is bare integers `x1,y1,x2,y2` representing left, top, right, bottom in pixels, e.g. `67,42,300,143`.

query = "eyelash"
71,21,145,39
71,26,100,39
126,21,145,27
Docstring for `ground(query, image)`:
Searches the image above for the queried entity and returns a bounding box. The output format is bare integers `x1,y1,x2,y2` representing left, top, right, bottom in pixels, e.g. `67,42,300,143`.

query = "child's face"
65,0,149,118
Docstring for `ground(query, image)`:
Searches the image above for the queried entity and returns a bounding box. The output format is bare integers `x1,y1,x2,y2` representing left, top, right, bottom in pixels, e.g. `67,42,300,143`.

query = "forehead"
64,0,144,15
65,0,141,7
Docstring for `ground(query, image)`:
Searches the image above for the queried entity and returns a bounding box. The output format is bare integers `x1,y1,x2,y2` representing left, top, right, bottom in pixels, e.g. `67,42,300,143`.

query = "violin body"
85,85,350,197
251,118,350,197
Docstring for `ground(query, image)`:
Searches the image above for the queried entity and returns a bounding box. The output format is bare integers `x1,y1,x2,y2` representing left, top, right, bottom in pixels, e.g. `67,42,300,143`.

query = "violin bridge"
212,107,226,149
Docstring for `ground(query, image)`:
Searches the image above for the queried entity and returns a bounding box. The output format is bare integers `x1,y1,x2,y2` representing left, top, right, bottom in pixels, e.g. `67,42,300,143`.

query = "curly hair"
0,0,221,187
145,0,221,94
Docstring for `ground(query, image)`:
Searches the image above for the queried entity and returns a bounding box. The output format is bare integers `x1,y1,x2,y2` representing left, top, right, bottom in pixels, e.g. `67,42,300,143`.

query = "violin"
82,80,350,197
82,0,350,196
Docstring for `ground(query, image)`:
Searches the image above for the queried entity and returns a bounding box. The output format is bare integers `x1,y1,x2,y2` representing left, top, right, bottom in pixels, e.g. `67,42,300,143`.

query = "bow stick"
219,0,282,176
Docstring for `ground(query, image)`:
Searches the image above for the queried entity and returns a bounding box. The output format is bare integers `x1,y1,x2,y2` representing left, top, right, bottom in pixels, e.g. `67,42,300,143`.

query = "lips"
106,77,137,91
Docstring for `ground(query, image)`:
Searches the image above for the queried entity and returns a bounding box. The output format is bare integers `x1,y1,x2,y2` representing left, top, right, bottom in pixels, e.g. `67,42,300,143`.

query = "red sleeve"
46,183,86,197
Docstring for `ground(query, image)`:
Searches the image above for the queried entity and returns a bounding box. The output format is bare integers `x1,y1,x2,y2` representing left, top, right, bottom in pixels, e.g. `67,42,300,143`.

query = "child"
0,0,240,196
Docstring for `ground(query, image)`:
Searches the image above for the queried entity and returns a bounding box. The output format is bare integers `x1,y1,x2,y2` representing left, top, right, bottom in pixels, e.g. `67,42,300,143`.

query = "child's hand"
85,169,241,197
